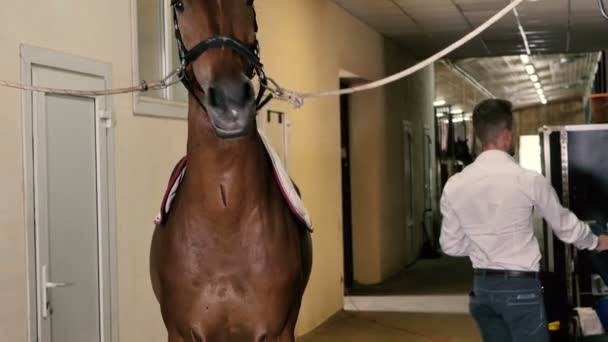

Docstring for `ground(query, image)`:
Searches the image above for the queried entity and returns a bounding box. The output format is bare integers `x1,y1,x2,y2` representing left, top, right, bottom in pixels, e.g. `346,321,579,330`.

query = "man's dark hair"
473,99,513,145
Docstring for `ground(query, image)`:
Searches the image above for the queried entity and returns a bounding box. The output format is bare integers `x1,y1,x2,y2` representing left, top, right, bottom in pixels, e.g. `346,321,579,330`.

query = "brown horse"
149,1,312,341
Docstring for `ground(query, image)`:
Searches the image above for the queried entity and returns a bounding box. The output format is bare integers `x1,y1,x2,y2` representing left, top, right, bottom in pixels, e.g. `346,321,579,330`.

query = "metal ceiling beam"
442,59,496,99
512,6,531,55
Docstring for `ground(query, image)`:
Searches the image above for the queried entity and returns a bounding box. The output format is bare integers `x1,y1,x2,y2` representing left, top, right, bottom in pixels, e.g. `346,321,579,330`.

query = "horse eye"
172,0,185,14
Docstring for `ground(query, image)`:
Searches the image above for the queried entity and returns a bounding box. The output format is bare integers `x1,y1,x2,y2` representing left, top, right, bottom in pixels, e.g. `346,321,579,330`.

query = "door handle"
41,265,73,319
46,281,73,289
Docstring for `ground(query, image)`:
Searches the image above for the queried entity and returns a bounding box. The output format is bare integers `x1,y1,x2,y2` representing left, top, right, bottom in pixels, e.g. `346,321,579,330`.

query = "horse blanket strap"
155,157,188,226
154,131,313,232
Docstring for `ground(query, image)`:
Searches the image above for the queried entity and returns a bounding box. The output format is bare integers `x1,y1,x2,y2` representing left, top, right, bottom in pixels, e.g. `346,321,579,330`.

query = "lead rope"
0,65,185,97
599,0,608,21
262,0,524,109
0,0,522,107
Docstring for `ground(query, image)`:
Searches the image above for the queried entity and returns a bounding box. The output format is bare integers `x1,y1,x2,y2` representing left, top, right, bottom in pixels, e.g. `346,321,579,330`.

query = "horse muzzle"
205,76,257,139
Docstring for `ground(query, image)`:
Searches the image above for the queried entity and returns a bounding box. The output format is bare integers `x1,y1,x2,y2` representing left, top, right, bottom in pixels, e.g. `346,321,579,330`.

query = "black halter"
172,3,273,113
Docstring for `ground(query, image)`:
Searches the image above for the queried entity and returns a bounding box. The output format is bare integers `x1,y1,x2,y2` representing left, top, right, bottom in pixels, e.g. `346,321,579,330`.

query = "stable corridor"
350,257,473,296
299,257,479,341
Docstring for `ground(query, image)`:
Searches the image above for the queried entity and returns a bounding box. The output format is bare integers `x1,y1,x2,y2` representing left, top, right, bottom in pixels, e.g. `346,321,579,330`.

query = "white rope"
0,66,184,97
271,0,524,108
0,0,522,107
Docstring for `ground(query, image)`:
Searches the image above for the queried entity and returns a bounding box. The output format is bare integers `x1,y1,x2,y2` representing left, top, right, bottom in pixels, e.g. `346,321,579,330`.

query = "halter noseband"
172,3,272,113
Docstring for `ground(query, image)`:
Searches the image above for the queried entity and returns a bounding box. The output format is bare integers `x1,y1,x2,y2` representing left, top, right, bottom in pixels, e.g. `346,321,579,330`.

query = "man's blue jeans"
470,273,550,342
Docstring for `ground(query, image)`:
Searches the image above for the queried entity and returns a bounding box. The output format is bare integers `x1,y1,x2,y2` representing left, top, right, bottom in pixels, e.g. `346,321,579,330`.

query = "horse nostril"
207,79,254,110
242,82,254,105
207,86,225,109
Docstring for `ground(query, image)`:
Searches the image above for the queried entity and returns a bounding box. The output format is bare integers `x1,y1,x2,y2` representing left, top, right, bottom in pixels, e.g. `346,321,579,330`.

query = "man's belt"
474,268,539,278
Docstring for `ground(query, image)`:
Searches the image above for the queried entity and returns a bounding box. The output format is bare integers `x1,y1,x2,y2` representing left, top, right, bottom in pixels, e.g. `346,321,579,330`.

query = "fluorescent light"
436,112,446,118
537,88,544,95
433,99,447,107
451,108,464,115
525,64,536,75
530,74,539,82
541,98,548,105
534,82,542,89
453,117,465,123
520,54,530,64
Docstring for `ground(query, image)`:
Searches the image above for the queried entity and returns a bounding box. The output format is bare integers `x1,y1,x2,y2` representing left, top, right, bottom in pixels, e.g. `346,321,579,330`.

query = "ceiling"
435,62,489,113
453,52,601,108
332,0,607,107
332,0,608,59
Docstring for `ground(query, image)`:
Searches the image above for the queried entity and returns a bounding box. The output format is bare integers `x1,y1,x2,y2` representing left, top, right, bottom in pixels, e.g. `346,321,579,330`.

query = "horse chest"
164,204,301,298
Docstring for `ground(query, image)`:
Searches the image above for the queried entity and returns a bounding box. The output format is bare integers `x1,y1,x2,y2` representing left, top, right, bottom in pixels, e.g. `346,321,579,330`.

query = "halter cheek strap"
172,7,272,113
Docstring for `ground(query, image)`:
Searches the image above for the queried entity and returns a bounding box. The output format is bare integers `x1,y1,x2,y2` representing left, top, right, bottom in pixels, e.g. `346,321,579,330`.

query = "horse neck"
183,105,270,213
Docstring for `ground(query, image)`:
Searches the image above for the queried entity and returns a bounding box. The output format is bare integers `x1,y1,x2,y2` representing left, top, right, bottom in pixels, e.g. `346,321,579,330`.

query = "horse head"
172,0,260,138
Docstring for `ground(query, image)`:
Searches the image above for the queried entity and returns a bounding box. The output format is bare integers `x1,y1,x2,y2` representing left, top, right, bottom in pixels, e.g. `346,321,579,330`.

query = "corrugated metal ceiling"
333,0,608,58
333,0,608,106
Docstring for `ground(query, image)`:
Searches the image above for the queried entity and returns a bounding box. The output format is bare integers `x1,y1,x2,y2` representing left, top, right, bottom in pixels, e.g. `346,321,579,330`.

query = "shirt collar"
476,149,516,163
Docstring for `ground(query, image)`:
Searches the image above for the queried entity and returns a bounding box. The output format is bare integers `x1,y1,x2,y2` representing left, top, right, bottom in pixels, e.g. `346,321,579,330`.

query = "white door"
29,65,113,342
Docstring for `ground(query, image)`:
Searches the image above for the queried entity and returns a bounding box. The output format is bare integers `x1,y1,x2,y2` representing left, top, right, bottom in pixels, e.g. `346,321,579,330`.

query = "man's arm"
439,193,472,256
532,174,599,250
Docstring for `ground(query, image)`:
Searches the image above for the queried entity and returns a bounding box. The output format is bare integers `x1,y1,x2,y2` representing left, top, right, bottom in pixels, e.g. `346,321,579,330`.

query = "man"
439,98,608,342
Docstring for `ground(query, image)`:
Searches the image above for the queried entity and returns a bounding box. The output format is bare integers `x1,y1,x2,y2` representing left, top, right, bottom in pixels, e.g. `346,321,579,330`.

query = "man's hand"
596,235,608,252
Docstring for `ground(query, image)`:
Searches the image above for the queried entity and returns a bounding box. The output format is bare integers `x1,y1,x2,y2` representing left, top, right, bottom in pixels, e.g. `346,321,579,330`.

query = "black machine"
540,124,608,341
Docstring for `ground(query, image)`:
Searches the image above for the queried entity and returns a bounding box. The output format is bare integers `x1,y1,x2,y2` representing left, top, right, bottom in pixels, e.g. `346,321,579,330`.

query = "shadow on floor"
298,311,481,342
349,256,473,296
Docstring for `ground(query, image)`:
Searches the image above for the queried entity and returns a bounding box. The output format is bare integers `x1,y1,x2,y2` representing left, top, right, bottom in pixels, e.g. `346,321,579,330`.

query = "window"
133,0,188,118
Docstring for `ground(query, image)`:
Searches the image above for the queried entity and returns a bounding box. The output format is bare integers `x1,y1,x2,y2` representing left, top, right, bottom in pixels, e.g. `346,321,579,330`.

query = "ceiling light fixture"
520,54,530,64
530,74,539,82
525,64,536,75
433,99,447,107
534,82,542,89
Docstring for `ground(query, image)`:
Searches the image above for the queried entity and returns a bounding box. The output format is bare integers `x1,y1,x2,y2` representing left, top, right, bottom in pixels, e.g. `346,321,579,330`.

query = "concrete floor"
299,311,481,342
299,257,479,341
350,256,473,296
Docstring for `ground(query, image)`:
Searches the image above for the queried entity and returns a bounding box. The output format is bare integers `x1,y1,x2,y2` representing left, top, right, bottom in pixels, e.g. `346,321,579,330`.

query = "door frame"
339,80,354,292
21,45,118,342
402,120,416,262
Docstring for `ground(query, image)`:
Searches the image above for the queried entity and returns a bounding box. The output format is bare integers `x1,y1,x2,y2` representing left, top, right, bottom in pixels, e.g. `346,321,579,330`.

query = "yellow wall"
0,0,434,340
380,44,436,279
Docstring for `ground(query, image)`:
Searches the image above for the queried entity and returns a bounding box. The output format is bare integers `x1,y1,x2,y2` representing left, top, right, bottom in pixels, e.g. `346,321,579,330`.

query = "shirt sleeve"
439,191,472,256
532,173,598,250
